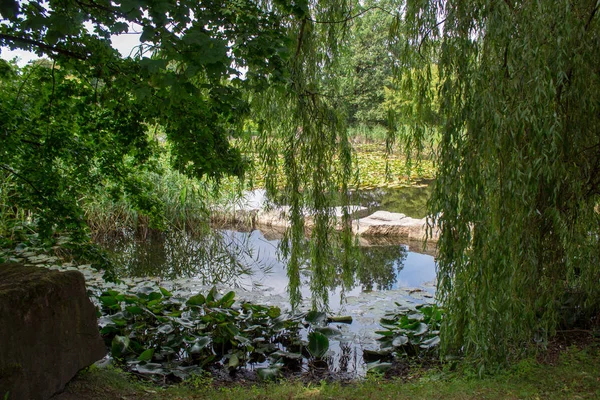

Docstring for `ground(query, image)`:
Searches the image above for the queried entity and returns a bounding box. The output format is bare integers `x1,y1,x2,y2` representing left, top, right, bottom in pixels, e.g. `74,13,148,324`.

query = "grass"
55,343,600,399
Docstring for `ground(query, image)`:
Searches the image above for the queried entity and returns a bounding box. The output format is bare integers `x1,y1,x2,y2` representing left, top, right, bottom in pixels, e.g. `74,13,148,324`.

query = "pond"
94,199,437,378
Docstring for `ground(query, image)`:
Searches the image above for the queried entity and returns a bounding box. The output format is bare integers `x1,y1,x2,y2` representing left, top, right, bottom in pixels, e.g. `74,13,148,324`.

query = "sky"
0,30,142,66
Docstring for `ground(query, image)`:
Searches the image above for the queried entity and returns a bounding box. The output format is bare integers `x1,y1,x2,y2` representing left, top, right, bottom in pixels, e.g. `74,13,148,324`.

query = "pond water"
95,220,437,377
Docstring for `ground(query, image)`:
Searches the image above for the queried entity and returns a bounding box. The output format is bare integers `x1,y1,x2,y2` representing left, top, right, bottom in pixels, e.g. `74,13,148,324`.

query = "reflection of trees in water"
98,228,409,302
357,245,407,291
95,229,262,287
297,236,408,297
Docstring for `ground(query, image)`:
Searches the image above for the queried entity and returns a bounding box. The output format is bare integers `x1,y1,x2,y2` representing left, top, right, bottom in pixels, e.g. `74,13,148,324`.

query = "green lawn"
55,343,600,400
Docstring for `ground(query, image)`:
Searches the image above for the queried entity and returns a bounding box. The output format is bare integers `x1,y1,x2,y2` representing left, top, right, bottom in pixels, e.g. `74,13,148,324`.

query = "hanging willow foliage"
397,0,600,369
251,0,359,311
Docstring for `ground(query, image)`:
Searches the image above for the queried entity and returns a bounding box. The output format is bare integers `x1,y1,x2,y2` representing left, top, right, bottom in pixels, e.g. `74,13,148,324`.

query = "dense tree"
339,0,399,127
0,0,296,234
399,0,600,369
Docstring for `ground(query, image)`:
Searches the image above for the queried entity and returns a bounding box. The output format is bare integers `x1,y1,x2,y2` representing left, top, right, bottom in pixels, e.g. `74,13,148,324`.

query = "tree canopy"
399,0,600,369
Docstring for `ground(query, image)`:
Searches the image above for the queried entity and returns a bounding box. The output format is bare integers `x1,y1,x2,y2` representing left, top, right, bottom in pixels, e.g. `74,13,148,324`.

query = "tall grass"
83,153,253,239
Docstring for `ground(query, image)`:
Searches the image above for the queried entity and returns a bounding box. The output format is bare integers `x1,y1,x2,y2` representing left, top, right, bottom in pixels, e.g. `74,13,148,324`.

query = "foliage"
54,342,600,399
376,304,442,357
338,0,400,127
250,0,358,311
0,0,295,239
97,285,349,380
398,0,600,369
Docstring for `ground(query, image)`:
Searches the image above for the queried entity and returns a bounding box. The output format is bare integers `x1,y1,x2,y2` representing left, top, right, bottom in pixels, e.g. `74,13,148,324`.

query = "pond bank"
210,188,439,256
53,337,600,399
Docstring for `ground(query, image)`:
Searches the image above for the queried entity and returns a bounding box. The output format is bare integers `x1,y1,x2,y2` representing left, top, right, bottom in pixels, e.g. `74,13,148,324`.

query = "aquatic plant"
97,286,350,381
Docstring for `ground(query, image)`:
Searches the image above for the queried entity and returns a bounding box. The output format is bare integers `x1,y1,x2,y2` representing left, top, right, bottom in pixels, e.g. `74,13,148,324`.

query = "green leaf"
190,337,211,353
159,287,172,297
148,292,163,301
366,361,393,374
228,353,240,369
305,311,327,324
420,336,440,349
186,293,206,307
314,326,341,337
220,291,235,308
111,335,130,358
392,335,409,347
138,348,154,362
206,287,218,303
267,306,281,319
99,295,118,307
126,306,143,315
307,331,329,359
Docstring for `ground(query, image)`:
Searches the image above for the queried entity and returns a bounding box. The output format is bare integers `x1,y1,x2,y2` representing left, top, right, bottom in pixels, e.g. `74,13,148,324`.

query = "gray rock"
0,263,106,400
353,211,439,242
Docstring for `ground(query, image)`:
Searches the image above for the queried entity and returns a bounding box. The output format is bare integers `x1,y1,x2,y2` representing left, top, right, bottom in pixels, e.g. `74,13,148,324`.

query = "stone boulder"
0,263,106,400
353,211,439,242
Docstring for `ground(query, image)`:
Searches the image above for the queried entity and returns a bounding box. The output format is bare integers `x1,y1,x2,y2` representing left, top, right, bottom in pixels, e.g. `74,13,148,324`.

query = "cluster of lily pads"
97,285,348,381
365,303,443,373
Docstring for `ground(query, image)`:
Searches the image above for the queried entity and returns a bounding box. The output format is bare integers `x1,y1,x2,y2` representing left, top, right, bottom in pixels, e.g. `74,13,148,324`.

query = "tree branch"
0,164,43,197
0,33,89,60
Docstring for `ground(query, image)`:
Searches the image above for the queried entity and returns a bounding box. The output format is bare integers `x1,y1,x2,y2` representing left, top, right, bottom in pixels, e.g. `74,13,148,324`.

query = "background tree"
339,0,399,128
399,0,600,369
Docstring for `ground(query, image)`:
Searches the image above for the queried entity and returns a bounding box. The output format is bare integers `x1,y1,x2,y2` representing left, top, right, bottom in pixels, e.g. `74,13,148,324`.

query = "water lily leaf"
367,361,393,374
420,336,440,349
138,348,154,362
157,324,174,335
100,325,119,335
270,350,302,360
314,326,342,337
111,335,130,358
308,331,329,359
99,295,117,307
267,307,281,318
411,323,428,336
228,353,240,369
149,292,163,301
392,335,409,347
256,366,281,381
126,306,143,315
186,293,206,306
159,287,172,297
191,337,211,353
135,362,165,375
305,311,327,324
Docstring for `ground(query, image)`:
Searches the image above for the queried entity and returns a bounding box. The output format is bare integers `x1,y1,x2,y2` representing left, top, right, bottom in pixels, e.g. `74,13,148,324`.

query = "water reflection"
94,227,437,377
96,228,435,306
95,230,268,287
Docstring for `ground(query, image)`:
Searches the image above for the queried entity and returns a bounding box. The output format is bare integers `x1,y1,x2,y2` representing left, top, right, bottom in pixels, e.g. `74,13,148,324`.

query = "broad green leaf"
307,331,329,359
186,294,206,307
137,348,154,362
